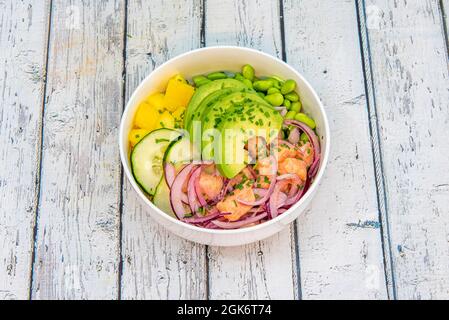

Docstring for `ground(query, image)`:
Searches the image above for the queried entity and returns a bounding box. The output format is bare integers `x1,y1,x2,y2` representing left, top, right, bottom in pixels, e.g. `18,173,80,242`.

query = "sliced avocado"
200,91,271,161
215,103,283,178
184,79,246,128
186,87,249,133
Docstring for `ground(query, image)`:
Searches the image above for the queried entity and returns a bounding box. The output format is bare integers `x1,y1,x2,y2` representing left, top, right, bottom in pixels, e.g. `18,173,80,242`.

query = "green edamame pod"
264,93,284,106
284,99,291,109
290,101,302,112
267,87,280,95
242,78,253,89
294,113,316,129
281,79,297,95
242,64,255,81
192,75,211,87
300,132,309,143
285,110,297,120
253,80,273,92
284,91,299,102
207,72,227,80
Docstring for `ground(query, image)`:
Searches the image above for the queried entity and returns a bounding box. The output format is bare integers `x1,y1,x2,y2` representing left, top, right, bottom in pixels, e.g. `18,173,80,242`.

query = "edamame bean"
284,91,299,102
294,113,316,129
300,132,309,143
267,87,280,95
264,93,284,106
242,64,255,81
207,72,227,80
284,99,291,109
285,110,297,120
281,79,297,94
253,80,273,92
234,72,245,81
290,101,302,112
242,78,253,89
192,75,211,87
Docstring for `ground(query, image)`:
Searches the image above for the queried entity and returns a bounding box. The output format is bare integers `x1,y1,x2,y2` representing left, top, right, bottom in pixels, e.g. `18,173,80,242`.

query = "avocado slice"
200,91,271,161
184,78,247,129
215,103,283,178
186,87,248,135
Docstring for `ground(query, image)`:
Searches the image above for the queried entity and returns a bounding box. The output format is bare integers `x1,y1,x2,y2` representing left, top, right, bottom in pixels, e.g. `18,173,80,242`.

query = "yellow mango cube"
155,111,175,129
163,77,195,111
129,129,151,147
172,106,186,121
146,93,165,112
134,101,160,130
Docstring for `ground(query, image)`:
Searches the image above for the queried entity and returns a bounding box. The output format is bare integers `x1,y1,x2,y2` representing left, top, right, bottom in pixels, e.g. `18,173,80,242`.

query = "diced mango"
155,111,175,129
172,106,186,121
129,129,151,147
146,93,165,112
163,77,195,111
134,101,160,129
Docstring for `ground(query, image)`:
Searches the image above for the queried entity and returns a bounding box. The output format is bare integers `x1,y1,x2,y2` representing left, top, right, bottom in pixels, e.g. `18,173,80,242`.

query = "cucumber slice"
131,128,181,195
164,135,200,171
153,178,175,217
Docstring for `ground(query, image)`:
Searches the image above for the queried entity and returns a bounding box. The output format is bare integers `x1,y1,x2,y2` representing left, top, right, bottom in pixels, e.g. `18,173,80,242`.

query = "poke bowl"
119,46,330,246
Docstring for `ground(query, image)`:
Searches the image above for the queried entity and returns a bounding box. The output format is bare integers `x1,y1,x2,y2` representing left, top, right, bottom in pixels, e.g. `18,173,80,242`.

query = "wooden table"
1,0,448,300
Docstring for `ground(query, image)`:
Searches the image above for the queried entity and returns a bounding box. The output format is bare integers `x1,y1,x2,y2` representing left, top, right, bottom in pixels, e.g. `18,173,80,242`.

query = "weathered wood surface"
1,0,449,300
30,0,125,299
205,0,296,300
363,0,449,299
120,0,207,300
283,0,389,299
0,0,50,300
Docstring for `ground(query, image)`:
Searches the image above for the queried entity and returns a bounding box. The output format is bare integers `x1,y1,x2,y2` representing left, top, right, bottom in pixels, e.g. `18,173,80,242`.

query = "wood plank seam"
118,0,129,301
279,0,301,300
438,0,449,64
28,0,54,300
355,0,397,300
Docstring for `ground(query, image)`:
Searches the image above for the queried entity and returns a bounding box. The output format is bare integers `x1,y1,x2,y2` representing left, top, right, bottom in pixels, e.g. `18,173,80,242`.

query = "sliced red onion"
193,168,208,207
269,183,286,219
182,210,224,224
170,163,195,219
283,177,308,207
187,167,202,215
288,127,300,144
211,212,268,229
164,163,176,187
275,106,287,117
277,173,299,181
276,139,296,150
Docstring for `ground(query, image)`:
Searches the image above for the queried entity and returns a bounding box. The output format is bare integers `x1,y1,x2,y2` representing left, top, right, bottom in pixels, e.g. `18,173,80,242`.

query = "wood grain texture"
205,0,296,300
283,0,389,299
0,0,50,300
31,0,125,299
120,0,207,300
364,0,449,299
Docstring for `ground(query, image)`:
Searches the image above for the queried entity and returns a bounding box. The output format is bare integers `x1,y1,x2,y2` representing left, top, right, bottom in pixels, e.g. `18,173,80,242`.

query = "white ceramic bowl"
120,46,330,246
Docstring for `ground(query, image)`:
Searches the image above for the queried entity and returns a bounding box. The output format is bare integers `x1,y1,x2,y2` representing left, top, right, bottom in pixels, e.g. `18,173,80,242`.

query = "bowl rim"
119,45,330,235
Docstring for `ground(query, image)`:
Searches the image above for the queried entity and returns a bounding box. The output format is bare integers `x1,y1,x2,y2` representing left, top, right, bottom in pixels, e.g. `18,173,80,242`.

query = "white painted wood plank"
365,0,449,299
283,0,389,299
120,0,207,299
31,0,124,299
205,0,296,300
0,0,50,300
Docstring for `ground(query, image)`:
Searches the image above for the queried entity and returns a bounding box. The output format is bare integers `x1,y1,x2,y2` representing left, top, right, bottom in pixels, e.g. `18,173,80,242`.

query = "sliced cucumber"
131,128,181,195
153,178,175,217
163,135,200,171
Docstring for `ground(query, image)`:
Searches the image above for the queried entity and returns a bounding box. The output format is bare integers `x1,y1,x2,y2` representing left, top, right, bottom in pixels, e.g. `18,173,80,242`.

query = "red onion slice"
164,163,176,187
187,167,202,215
288,127,300,144
170,163,195,219
211,212,268,229
182,210,224,224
